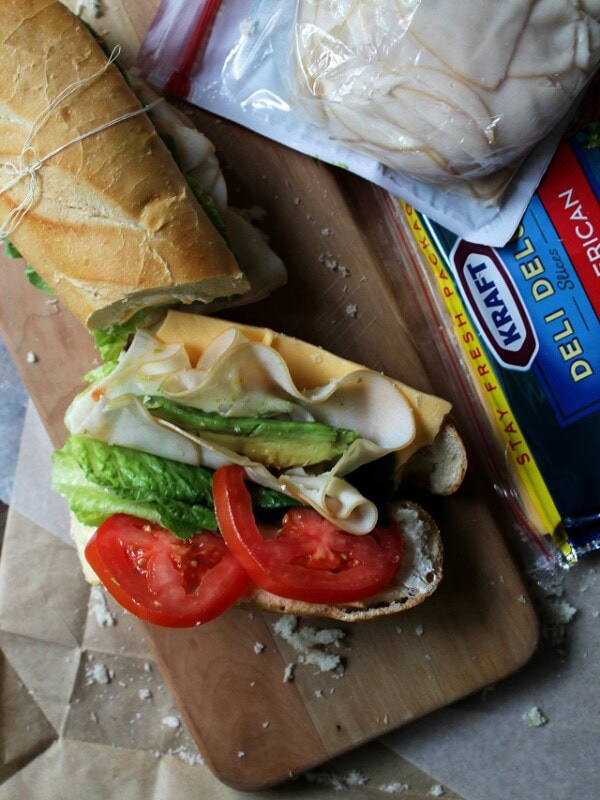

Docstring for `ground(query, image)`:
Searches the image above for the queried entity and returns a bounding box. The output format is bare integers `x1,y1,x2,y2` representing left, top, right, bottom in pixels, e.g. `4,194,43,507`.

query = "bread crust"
70,500,443,622
0,0,247,328
244,501,443,621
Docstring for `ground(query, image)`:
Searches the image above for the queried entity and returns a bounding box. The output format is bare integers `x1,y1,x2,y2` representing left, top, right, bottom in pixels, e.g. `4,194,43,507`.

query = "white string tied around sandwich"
0,45,161,239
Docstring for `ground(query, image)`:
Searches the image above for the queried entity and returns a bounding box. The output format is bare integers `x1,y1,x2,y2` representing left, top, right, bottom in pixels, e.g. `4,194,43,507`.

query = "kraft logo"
451,241,538,370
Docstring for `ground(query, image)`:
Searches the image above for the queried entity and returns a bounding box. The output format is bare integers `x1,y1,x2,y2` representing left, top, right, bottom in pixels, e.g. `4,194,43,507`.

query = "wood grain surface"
0,0,540,790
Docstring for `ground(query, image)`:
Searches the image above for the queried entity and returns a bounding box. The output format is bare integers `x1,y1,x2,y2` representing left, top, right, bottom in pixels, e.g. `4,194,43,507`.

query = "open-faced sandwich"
53,312,467,625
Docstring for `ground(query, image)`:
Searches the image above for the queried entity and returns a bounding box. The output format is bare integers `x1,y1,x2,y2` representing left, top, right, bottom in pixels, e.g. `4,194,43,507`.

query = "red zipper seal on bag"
165,0,223,98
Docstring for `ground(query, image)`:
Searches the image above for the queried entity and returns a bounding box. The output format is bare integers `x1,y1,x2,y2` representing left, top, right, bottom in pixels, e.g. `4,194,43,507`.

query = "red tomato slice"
213,465,403,604
85,514,252,627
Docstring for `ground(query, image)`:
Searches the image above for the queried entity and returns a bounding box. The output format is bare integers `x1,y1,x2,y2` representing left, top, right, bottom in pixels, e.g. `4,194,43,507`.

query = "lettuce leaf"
92,308,154,363
52,446,217,538
53,435,300,538
185,175,232,249
3,239,22,259
3,239,54,294
25,267,53,294
64,434,214,506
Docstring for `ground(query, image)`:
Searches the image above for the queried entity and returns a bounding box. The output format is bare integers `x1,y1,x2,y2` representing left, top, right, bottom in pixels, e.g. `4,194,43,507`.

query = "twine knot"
0,45,161,239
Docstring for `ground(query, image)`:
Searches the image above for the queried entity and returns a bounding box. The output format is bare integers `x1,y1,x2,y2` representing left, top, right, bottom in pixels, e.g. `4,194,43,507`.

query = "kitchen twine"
0,45,161,239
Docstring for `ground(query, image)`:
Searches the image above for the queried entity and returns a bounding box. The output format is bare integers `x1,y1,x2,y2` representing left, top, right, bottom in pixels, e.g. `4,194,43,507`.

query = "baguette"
0,0,248,329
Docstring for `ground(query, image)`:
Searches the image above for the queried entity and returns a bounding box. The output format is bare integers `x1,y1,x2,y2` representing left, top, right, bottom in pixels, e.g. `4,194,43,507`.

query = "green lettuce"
92,308,154,364
3,239,22,259
53,439,217,538
185,175,232,249
24,267,53,294
4,239,54,294
53,435,300,539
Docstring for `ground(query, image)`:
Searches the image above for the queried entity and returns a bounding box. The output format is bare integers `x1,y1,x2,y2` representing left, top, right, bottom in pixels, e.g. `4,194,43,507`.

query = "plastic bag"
387,91,600,565
138,0,600,246
292,0,600,194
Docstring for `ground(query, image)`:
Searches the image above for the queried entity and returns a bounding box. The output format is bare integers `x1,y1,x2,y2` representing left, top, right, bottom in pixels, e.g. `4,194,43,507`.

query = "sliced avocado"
143,396,360,469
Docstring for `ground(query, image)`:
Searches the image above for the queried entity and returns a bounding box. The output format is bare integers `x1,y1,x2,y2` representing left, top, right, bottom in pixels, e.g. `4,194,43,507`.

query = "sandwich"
0,0,286,337
53,311,467,625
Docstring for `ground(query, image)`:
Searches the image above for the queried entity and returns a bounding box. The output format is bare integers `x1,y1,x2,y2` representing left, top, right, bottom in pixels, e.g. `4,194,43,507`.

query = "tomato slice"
213,465,403,604
85,514,252,627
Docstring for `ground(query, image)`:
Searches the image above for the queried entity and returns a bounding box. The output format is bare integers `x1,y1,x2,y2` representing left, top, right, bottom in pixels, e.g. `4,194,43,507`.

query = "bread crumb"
89,587,116,627
383,714,390,726
161,715,181,730
250,680,256,687
415,624,424,636
237,205,266,222
85,662,113,686
306,770,368,790
321,227,332,236
254,642,265,655
26,351,38,363
237,751,245,758
345,304,358,318
380,782,410,793
314,689,324,699
283,663,295,683
262,721,270,729
518,594,527,604
523,706,548,728
138,688,152,701
429,785,445,797
167,745,204,766
273,615,346,675
143,662,153,673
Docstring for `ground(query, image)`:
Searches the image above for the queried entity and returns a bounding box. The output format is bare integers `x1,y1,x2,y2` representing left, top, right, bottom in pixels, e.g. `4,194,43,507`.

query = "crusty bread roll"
0,0,248,329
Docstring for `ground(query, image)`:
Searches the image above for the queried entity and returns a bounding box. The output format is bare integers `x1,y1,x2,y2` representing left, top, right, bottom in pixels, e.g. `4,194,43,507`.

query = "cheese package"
137,0,600,246
389,108,600,564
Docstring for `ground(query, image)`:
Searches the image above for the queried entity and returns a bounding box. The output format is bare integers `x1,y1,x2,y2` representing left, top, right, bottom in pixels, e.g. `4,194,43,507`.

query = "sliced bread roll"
247,501,442,621
70,500,442,622
0,0,248,329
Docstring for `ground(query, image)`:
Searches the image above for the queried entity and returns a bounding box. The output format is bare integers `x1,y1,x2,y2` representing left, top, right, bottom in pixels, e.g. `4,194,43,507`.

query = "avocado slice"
143,396,360,469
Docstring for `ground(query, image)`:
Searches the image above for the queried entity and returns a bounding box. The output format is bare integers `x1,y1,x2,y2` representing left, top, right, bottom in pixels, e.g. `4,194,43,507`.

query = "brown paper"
0,495,459,798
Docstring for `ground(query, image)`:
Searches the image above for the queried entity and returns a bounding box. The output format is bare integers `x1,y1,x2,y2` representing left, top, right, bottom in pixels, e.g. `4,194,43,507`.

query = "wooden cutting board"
0,0,539,790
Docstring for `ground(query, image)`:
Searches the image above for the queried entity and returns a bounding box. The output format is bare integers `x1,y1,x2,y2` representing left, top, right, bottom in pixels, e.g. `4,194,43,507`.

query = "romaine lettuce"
53,435,300,539
53,445,217,538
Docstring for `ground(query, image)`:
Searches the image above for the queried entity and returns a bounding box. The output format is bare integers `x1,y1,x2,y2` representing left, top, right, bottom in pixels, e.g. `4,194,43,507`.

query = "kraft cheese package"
390,114,600,565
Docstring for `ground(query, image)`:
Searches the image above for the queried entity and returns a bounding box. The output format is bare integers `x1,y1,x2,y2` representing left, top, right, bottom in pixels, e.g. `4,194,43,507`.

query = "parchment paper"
3,403,599,799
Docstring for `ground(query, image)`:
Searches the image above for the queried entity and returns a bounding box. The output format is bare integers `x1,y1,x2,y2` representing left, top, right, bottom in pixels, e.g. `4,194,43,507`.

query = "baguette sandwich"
0,0,286,332
53,311,467,625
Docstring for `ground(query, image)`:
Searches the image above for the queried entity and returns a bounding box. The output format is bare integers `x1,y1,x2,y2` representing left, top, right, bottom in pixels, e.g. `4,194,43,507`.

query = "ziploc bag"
137,0,600,247
386,103,600,565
